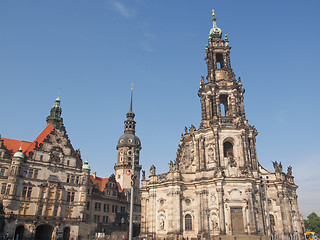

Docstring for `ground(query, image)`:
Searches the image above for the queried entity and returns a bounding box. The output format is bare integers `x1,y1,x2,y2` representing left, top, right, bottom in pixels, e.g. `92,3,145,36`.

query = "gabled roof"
2,123,54,157
90,175,123,193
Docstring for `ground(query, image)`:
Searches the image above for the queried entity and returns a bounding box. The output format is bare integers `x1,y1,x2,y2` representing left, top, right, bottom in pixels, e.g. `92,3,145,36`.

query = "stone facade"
0,98,89,240
0,95,137,239
140,12,304,240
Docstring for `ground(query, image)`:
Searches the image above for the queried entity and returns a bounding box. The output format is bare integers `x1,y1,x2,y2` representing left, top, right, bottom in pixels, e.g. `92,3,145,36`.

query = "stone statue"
174,159,180,171
169,161,174,172
150,165,156,175
142,170,146,180
272,161,280,172
190,125,196,133
185,126,188,134
160,217,165,230
287,166,292,176
279,162,283,172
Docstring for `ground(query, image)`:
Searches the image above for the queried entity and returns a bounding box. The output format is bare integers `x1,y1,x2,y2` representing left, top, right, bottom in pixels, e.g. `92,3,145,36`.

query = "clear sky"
1,0,319,218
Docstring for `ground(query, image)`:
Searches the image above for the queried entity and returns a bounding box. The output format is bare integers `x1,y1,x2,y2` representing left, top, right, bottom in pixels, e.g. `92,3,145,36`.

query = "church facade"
140,12,304,240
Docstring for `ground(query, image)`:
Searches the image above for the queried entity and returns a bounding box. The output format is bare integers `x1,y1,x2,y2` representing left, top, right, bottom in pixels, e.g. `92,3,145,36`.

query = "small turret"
46,96,63,127
13,145,24,159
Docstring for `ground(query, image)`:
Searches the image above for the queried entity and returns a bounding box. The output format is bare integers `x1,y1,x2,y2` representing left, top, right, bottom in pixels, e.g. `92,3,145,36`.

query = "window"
80,193,84,202
185,214,192,230
53,206,58,216
46,205,53,216
27,169,34,178
27,187,32,197
34,169,38,178
0,169,5,176
216,53,224,69
56,190,61,200
22,186,32,198
86,202,90,210
112,205,115,213
48,188,55,199
76,176,79,184
10,166,15,175
65,207,73,218
38,204,43,215
219,95,228,117
6,184,11,195
1,184,6,194
97,215,100,223
67,191,75,202
115,205,118,213
82,177,86,185
19,203,30,215
94,202,101,211
67,160,70,166
40,155,43,161
71,175,75,184
270,214,275,227
107,204,109,212
23,169,28,177
67,175,70,183
104,204,107,212
223,141,234,158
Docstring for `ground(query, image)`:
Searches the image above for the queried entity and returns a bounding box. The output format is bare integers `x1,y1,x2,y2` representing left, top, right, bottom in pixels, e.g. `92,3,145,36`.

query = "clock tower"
114,86,142,204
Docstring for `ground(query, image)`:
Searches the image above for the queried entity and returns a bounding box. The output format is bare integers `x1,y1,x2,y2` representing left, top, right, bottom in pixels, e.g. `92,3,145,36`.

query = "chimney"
92,172,96,179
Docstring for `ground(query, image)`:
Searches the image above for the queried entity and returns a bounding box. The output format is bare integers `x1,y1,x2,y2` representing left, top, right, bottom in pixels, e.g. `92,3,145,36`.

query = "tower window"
216,53,224,69
223,141,234,158
219,95,228,117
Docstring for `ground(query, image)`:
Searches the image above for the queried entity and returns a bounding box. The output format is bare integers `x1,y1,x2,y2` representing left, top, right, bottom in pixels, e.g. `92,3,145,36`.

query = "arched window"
185,214,192,231
223,141,233,158
269,214,275,227
216,53,224,69
219,95,228,117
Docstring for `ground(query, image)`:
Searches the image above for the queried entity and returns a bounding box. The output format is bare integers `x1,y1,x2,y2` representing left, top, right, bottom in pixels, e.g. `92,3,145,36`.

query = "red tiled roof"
89,175,123,193
90,175,109,192
2,123,54,157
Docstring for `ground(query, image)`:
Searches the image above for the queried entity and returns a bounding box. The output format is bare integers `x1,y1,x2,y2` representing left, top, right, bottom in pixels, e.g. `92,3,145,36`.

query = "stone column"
216,188,225,234
246,189,257,234
199,138,205,170
213,130,221,168
200,97,207,121
277,190,288,236
194,138,200,171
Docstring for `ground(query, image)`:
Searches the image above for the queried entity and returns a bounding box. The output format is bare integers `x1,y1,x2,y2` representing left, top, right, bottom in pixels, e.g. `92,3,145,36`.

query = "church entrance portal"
230,207,244,234
14,225,24,240
35,224,54,240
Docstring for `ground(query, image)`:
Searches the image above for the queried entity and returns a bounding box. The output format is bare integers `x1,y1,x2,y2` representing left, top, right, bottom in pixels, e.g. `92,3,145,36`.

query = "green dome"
13,146,24,158
82,160,90,170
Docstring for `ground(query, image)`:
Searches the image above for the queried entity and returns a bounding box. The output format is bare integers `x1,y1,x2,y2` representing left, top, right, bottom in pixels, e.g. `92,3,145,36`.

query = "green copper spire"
46,96,63,127
209,9,222,39
13,144,24,158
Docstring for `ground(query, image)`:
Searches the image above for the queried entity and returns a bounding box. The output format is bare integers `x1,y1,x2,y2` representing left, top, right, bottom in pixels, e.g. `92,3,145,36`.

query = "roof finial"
212,9,215,17
130,83,133,112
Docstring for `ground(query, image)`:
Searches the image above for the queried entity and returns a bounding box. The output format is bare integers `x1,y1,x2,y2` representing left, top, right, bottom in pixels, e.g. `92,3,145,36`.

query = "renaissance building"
140,11,304,240
0,92,140,240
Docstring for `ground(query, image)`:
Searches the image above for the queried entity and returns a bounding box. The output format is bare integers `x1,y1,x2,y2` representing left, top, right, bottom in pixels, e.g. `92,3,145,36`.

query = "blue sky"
1,1,319,217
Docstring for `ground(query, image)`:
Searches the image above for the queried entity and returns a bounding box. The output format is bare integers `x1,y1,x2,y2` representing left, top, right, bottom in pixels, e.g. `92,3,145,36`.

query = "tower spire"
209,9,222,39
124,85,136,134
46,96,63,127
130,83,133,112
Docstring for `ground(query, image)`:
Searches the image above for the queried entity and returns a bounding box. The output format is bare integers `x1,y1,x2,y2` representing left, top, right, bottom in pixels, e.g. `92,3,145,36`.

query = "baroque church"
0,91,142,239
140,11,304,240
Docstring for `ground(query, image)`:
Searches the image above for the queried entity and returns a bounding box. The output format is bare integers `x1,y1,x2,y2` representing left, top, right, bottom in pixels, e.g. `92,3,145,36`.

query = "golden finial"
212,9,215,17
